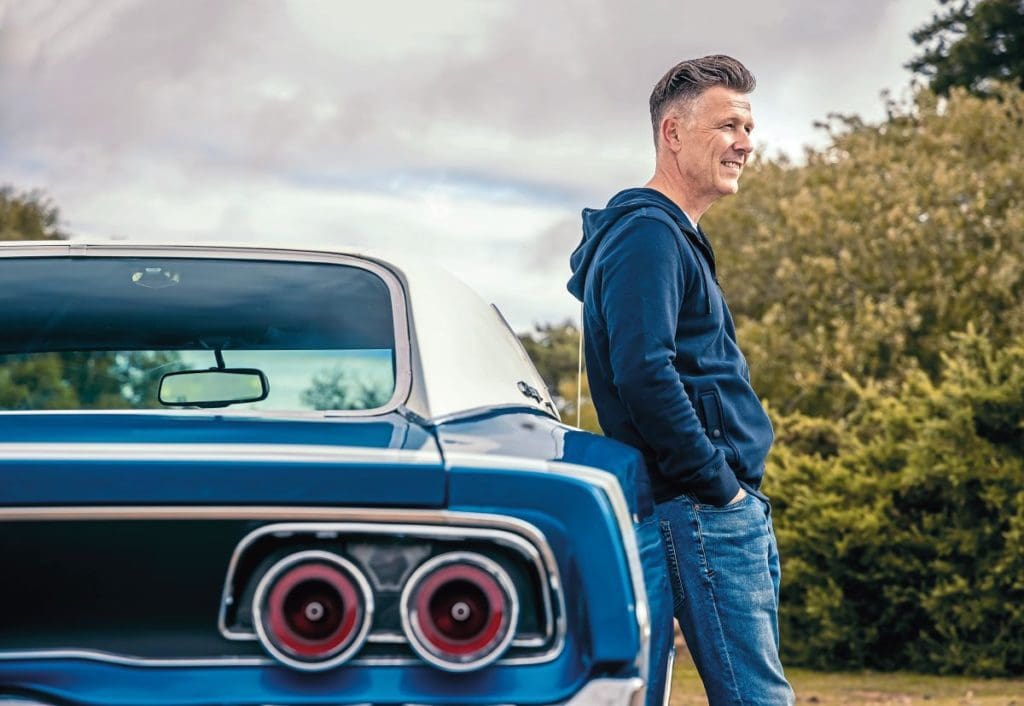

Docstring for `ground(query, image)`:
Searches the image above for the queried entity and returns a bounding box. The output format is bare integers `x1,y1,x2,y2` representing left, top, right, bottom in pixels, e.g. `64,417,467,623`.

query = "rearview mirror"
159,369,269,408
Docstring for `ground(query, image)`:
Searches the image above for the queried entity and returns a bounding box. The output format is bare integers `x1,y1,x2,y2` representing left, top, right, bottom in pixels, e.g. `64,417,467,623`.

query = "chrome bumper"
563,677,646,706
1,678,646,706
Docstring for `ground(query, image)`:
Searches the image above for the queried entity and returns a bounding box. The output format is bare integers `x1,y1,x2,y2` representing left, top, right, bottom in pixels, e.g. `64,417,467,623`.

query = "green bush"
769,330,1024,675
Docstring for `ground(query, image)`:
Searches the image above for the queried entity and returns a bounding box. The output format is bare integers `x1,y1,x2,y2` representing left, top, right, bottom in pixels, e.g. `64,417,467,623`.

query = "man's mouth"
722,160,743,170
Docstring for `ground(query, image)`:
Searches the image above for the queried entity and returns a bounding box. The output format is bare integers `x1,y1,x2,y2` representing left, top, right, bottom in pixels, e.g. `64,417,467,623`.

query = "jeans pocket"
698,491,757,513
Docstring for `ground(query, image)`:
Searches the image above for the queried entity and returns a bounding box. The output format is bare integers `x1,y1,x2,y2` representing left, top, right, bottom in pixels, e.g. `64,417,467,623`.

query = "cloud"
0,0,941,327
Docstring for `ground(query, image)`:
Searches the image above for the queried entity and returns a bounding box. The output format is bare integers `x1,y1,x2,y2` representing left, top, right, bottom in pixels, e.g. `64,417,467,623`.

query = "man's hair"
649,55,755,145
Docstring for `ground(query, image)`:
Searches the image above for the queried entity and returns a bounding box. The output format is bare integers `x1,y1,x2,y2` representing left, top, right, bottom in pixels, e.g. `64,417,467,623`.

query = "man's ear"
660,115,682,153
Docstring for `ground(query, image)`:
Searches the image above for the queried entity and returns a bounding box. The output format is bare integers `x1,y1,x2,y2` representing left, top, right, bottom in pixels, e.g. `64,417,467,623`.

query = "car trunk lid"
0,412,445,507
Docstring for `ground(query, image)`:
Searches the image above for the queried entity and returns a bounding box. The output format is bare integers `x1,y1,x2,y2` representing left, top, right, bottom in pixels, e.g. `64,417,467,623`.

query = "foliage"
518,321,600,432
770,329,1024,675
0,187,66,241
0,352,180,410
704,84,1024,422
556,368,600,433
517,320,582,395
907,0,1024,95
301,368,393,410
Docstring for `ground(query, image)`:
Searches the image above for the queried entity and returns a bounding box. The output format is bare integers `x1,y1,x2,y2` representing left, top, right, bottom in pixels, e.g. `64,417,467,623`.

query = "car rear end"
0,243,651,706
0,438,647,706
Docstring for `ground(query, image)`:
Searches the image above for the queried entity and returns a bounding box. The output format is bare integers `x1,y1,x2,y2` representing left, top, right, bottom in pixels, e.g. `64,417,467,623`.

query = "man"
567,56,794,705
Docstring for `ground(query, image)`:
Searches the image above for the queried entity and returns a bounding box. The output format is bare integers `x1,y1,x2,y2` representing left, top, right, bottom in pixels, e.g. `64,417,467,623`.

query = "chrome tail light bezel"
400,551,519,672
252,549,374,671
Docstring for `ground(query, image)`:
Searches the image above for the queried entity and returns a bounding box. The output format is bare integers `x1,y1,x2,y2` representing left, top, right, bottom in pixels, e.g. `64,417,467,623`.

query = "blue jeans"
654,490,794,706
637,514,676,706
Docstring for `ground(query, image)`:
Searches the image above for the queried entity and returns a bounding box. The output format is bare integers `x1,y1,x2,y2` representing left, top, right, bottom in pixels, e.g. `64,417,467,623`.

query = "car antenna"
576,303,584,428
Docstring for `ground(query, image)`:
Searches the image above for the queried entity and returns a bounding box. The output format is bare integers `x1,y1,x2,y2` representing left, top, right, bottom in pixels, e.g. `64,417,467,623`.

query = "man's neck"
644,176,710,226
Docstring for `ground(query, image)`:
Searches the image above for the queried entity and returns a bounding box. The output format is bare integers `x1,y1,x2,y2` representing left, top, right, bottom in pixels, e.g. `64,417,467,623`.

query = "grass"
670,650,1024,705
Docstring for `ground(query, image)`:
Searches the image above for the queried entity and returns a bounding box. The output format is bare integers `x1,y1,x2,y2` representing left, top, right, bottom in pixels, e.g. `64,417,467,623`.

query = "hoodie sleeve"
599,215,739,506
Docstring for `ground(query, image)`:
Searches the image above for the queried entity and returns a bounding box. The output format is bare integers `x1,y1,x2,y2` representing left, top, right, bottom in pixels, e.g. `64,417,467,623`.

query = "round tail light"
400,552,518,672
252,550,373,671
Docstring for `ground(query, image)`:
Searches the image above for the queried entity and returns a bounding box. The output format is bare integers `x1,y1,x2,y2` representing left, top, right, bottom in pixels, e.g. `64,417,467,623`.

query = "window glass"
0,257,397,412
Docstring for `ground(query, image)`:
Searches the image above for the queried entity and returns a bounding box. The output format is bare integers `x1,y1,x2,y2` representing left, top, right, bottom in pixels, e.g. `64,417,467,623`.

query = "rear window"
0,256,398,412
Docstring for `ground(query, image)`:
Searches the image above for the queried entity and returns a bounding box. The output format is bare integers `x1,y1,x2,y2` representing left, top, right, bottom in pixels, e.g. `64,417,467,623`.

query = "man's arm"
599,217,740,506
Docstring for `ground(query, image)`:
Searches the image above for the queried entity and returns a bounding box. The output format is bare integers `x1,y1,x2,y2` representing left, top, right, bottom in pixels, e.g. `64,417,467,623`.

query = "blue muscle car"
0,242,672,706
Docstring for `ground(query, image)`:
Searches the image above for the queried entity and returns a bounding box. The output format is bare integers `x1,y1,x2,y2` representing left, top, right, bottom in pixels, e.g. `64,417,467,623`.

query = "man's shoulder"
598,207,697,263
602,206,682,243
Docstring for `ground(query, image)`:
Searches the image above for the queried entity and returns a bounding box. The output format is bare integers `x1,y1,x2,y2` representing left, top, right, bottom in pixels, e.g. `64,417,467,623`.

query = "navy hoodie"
567,188,773,506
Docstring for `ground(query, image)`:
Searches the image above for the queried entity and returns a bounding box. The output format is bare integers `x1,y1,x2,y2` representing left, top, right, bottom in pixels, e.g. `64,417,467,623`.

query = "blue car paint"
436,410,674,706
0,409,667,705
0,659,590,706
0,413,446,507
0,412,435,448
434,410,654,519
447,465,641,667
0,479,617,704
2,458,447,507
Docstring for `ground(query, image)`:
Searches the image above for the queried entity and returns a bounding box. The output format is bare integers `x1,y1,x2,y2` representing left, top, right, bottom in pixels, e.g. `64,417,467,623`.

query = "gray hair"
649,55,756,145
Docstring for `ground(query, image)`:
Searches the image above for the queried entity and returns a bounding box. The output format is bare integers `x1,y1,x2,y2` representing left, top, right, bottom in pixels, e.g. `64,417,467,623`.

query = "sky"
0,0,940,331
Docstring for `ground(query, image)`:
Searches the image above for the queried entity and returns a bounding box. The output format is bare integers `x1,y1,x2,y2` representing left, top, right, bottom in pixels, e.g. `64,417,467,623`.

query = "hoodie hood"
567,188,694,301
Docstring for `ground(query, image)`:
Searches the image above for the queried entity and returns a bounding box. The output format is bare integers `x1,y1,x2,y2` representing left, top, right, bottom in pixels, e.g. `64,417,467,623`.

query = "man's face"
671,86,754,201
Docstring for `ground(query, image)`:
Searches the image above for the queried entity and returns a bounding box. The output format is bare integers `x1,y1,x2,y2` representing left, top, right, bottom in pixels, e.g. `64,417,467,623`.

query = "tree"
517,321,582,395
0,187,66,241
0,351,182,411
907,0,1024,95
301,368,393,410
703,84,1024,421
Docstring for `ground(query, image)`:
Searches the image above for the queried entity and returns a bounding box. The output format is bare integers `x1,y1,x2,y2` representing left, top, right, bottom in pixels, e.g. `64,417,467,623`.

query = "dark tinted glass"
0,257,397,411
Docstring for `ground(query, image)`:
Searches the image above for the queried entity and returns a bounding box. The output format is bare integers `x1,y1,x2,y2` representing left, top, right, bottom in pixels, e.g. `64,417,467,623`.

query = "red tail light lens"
401,552,518,672
253,550,373,671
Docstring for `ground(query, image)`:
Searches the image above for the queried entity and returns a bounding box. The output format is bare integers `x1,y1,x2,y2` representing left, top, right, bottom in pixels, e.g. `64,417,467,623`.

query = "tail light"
252,550,373,671
400,552,518,672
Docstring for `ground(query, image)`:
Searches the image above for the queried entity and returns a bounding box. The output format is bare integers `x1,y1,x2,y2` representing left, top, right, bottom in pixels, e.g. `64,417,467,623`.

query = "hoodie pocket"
699,390,739,465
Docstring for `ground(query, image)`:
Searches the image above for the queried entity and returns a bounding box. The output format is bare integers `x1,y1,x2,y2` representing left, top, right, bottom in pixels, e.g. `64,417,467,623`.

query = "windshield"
0,256,398,412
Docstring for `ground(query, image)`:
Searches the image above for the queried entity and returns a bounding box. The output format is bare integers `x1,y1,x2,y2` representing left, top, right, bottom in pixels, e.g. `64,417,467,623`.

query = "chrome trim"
445,453,651,687
0,408,409,422
218,521,557,653
0,443,440,465
661,648,675,706
0,507,463,522
0,244,414,418
0,506,564,669
399,552,519,672
251,550,374,671
563,678,645,706
429,404,557,426
0,679,645,706
0,649,271,667
365,632,407,644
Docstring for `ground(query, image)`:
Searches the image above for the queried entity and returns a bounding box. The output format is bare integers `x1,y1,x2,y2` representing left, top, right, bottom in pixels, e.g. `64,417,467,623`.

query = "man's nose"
735,133,753,154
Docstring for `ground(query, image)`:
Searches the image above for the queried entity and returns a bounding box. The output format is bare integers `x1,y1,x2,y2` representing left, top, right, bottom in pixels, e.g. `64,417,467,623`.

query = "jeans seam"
691,505,745,705
659,519,685,612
